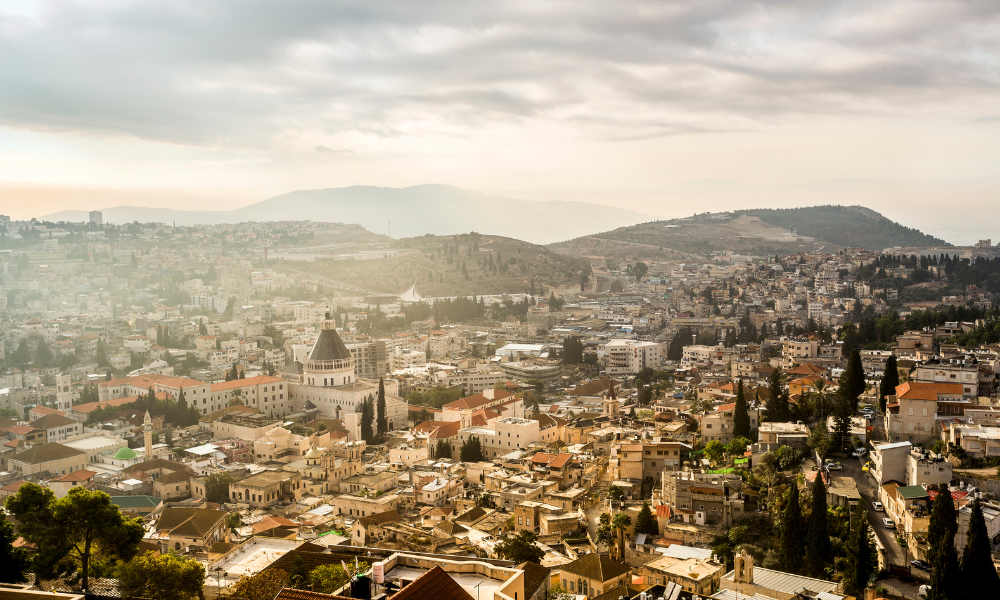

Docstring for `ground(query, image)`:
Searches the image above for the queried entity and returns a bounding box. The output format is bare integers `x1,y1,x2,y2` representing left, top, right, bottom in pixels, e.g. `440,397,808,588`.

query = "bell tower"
143,411,153,462
56,374,72,412
603,380,619,417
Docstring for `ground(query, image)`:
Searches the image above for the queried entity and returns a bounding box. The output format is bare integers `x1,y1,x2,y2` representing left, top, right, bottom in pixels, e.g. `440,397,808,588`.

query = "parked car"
852,448,867,458
918,585,930,598
883,518,896,529
826,461,842,471
911,559,931,572
872,501,884,512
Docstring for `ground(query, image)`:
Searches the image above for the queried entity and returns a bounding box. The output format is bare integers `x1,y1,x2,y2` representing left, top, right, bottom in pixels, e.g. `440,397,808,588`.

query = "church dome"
305,445,323,459
266,426,291,441
113,447,137,460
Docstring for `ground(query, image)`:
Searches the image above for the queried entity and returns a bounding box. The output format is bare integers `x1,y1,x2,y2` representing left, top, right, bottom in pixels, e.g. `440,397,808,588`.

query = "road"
842,454,929,583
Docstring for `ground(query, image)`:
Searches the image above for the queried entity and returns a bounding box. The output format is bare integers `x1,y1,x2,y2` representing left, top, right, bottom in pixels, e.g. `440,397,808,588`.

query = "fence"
876,583,922,600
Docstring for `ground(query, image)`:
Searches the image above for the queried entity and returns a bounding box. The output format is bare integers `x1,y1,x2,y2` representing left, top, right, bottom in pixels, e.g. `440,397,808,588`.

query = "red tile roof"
895,382,964,401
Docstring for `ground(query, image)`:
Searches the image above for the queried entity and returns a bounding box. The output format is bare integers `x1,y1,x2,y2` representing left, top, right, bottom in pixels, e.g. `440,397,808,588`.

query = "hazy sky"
1,0,998,228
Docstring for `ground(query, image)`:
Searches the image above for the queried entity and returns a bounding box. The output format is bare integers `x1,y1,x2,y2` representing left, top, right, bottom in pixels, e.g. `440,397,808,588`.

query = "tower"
603,380,619,417
56,374,72,412
143,411,153,462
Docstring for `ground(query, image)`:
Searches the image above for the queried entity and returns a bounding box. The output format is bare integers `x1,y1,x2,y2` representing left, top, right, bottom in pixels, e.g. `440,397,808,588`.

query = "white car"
882,517,895,529
872,501,884,512
825,461,842,471
852,448,867,458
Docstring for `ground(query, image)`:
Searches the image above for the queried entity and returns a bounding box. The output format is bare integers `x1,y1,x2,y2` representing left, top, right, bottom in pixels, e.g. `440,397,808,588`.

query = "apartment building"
701,403,759,444
911,358,980,398
605,339,665,374
661,471,745,526
885,382,962,444
618,441,690,482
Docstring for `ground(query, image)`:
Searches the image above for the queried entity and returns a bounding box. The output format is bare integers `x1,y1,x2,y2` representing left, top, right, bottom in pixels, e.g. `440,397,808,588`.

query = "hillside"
549,205,949,262
277,232,592,297
41,184,650,245
735,206,948,249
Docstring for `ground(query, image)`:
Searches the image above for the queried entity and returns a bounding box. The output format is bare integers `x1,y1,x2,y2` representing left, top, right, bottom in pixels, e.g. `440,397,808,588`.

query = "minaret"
56,374,72,412
143,411,153,462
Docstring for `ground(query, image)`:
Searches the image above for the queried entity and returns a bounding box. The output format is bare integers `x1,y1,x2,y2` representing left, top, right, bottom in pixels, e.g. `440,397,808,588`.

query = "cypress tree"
765,367,789,422
927,484,958,564
843,502,876,596
733,379,751,438
779,484,805,573
376,378,388,435
879,354,899,413
805,475,831,577
360,395,375,443
929,541,960,600
841,348,866,411
961,499,1000,596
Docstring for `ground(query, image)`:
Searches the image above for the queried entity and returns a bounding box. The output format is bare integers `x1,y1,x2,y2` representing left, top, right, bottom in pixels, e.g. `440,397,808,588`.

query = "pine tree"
805,475,831,576
960,499,1000,596
634,502,659,536
376,378,388,435
843,502,876,597
778,484,805,573
733,379,751,438
832,389,853,452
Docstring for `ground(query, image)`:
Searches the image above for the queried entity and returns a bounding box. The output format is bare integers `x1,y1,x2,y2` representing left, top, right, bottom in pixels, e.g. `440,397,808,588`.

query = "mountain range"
41,184,651,245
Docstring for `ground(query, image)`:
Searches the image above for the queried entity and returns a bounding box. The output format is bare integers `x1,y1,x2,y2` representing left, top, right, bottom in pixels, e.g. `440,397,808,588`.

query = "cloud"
315,146,352,154
0,0,996,150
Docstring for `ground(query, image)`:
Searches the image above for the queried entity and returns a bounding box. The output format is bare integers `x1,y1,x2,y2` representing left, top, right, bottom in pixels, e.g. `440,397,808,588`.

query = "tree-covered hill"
737,206,948,249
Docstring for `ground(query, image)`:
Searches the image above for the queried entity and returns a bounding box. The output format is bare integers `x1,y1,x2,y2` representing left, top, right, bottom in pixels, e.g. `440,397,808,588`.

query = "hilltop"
549,205,949,262
277,232,592,297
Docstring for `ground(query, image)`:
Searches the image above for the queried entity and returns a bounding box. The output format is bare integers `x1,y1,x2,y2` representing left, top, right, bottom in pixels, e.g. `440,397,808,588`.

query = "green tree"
704,440,725,465
360,395,375,443
831,389,853,453
733,380,751,438
0,515,30,584
807,424,833,462
879,354,899,413
309,561,368,594
116,551,206,600
842,502,876,597
376,378,388,436
927,484,958,565
960,499,1000,596
765,367,789,422
634,502,659,536
460,436,484,462
204,473,234,504
805,475,831,576
495,530,544,563
840,348,866,411
4,484,144,589
929,540,960,600
607,485,625,503
778,484,805,573
435,439,452,459
726,436,751,458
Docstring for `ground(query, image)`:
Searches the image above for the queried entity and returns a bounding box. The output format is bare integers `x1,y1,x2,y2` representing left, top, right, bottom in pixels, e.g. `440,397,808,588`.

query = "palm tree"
811,379,833,424
229,387,245,406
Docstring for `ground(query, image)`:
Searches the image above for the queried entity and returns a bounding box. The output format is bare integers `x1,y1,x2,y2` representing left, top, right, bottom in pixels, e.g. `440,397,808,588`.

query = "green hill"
737,206,949,249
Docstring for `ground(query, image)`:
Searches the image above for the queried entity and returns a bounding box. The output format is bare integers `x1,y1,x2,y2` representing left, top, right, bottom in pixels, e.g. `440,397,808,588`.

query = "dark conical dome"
308,323,351,361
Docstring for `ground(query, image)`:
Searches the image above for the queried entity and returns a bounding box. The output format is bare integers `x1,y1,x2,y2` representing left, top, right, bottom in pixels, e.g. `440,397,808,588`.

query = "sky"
1,0,998,240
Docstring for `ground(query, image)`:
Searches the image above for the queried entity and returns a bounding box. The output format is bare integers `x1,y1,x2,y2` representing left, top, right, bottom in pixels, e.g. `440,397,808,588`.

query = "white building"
606,339,665,374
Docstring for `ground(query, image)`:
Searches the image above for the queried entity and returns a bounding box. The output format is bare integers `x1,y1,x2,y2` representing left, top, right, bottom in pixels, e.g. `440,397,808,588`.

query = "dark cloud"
0,0,996,147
